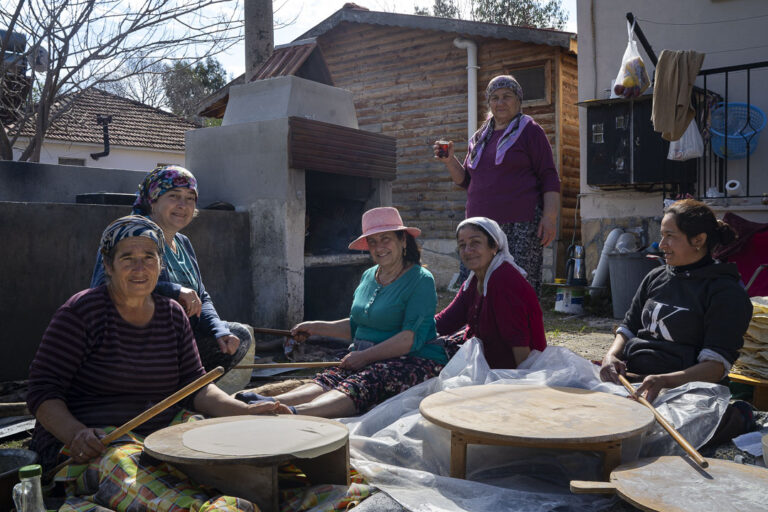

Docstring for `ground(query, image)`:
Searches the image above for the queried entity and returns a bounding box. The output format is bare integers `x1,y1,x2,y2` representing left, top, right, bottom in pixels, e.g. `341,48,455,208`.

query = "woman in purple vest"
434,75,561,295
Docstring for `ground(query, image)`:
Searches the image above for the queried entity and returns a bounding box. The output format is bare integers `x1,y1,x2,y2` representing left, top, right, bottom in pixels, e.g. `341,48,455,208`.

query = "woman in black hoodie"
599,199,755,444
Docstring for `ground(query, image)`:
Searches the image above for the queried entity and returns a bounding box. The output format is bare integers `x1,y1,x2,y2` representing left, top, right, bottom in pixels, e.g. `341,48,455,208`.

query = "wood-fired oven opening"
304,170,373,255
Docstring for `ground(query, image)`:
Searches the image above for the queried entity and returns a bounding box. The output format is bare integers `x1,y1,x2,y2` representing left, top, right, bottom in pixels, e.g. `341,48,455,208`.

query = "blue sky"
218,0,577,78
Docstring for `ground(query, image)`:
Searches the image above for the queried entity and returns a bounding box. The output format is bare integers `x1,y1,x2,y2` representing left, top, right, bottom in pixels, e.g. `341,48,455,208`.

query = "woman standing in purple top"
434,75,561,294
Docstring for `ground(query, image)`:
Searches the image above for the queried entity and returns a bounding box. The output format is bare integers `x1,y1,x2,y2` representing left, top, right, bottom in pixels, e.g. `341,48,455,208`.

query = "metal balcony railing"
695,61,768,201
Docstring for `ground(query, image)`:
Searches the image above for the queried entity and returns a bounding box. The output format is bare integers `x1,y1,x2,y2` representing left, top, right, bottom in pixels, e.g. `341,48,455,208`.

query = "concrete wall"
13,140,185,171
0,163,252,381
1,160,146,202
187,119,306,330
577,0,768,276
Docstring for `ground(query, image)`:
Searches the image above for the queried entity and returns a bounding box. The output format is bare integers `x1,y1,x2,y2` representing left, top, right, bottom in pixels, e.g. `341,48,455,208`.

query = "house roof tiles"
14,88,199,151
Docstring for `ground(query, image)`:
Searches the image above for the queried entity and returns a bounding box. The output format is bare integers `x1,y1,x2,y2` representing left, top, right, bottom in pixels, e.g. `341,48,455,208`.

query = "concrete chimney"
244,0,274,83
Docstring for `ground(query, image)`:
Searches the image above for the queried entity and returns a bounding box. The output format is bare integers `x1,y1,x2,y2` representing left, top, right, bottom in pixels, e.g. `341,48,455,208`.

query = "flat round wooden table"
144,415,349,511
571,456,768,511
419,384,655,480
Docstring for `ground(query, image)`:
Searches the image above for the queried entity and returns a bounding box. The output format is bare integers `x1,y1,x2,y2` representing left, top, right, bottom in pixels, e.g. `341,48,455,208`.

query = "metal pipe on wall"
453,38,478,140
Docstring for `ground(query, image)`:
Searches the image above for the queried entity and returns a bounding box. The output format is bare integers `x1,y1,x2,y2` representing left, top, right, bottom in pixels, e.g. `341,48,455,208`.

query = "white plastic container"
555,285,584,315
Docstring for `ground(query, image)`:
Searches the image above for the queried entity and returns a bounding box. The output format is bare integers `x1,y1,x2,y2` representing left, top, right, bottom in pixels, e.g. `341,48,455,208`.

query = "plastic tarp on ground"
338,340,730,512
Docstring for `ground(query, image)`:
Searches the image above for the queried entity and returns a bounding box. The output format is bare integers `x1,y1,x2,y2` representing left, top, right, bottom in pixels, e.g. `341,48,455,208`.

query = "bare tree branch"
1,0,245,161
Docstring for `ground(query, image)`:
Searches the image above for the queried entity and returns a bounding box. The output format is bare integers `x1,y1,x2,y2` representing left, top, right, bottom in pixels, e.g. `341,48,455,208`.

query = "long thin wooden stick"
251,327,292,337
45,366,225,479
618,374,708,468
235,361,341,369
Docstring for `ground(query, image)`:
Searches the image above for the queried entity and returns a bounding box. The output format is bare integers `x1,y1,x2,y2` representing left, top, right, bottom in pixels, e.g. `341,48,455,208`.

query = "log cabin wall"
559,51,581,259
315,21,577,284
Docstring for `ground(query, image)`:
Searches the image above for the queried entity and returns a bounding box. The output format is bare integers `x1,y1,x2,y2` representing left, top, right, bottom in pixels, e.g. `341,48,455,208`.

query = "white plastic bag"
611,21,650,99
668,119,704,160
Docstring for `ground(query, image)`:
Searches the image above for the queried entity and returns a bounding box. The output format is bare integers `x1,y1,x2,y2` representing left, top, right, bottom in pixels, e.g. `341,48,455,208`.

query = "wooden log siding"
317,23,577,240
288,117,396,181
559,52,580,243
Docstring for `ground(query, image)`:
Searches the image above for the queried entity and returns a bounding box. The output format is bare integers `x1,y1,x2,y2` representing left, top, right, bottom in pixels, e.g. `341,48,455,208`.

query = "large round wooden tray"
144,415,349,511
419,384,655,479
571,455,768,511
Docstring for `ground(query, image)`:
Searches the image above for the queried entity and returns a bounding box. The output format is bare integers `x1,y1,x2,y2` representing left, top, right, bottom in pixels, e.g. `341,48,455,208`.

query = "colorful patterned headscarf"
132,165,198,215
466,75,529,170
99,215,164,258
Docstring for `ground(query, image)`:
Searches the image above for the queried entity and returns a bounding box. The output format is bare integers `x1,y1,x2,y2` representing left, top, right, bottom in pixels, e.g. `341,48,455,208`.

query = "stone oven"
186,75,395,329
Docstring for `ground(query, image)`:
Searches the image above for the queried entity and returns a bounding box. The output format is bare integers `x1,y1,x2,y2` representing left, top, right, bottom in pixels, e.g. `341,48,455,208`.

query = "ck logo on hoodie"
642,300,690,342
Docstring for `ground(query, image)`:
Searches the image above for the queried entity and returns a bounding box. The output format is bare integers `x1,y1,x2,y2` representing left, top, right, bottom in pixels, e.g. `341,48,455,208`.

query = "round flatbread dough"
182,416,348,458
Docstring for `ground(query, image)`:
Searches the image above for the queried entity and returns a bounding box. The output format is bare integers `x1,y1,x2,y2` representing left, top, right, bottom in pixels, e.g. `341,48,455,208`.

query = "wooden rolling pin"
618,374,708,468
0,402,30,417
45,366,225,479
235,361,341,369
251,327,292,337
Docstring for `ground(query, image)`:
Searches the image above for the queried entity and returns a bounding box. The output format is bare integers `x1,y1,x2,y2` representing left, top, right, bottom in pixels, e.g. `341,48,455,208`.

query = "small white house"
11,88,198,170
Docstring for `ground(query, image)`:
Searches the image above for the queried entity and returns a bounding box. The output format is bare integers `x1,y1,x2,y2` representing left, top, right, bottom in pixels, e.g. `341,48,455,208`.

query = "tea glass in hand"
435,140,451,159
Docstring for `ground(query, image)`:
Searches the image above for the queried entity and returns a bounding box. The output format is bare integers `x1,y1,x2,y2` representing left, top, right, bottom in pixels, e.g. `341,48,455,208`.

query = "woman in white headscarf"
435,217,546,368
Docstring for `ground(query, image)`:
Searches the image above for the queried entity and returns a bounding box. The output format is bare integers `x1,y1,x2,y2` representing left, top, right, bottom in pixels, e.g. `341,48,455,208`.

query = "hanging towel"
651,50,705,141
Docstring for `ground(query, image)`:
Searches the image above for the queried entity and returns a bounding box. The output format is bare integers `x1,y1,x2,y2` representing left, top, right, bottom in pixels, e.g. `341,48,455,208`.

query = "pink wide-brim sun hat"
348,207,422,251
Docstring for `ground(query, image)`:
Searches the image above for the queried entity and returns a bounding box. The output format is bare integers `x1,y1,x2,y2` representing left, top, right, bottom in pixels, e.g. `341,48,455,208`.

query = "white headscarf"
458,217,527,296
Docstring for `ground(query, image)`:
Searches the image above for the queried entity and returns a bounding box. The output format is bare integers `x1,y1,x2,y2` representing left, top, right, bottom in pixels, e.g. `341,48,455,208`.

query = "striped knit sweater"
27,286,205,455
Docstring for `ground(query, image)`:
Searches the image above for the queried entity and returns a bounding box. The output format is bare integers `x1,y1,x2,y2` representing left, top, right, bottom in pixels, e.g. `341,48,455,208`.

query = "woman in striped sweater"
27,216,287,510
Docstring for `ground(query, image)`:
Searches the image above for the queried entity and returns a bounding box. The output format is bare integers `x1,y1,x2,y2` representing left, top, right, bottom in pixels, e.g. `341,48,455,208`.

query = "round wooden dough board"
609,456,768,512
419,384,654,444
144,415,348,464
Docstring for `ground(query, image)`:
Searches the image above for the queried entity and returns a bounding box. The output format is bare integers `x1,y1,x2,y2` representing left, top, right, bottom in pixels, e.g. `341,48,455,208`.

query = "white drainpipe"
453,38,478,140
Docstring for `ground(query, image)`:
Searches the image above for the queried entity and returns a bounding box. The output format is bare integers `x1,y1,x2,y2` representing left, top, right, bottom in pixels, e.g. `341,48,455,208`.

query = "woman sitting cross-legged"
28,215,288,511
599,199,757,447
435,217,547,368
240,207,447,418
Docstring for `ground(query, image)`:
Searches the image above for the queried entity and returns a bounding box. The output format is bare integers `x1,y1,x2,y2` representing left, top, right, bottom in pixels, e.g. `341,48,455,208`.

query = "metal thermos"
565,245,587,286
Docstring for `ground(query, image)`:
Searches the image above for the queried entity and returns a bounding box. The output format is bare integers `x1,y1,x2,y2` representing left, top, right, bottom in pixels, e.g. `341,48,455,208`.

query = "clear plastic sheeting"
340,339,730,512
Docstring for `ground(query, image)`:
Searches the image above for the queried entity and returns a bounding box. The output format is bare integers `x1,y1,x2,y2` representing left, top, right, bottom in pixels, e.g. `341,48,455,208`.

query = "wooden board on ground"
571,455,768,511
419,384,655,480
729,372,768,410
144,415,350,512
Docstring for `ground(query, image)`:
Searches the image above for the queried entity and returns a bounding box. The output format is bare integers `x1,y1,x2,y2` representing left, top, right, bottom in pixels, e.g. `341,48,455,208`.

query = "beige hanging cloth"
651,50,705,141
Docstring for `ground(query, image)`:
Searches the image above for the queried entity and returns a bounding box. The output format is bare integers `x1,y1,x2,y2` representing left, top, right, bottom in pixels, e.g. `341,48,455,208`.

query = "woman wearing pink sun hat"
242,207,446,418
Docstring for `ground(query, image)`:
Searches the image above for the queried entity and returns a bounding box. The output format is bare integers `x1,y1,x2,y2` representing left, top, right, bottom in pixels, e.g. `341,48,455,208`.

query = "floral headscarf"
457,217,527,296
99,215,164,258
132,165,198,215
466,75,530,170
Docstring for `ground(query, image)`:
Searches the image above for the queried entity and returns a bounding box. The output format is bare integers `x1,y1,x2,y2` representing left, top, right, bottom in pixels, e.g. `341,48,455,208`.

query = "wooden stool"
729,372,768,410
571,455,768,511
144,415,349,512
419,384,655,480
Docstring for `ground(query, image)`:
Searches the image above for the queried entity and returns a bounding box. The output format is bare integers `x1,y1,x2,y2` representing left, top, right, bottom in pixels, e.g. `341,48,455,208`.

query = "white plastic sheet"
339,339,730,512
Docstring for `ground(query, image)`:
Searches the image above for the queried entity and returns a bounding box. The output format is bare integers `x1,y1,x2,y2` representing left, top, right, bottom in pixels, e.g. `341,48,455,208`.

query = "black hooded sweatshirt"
619,259,753,376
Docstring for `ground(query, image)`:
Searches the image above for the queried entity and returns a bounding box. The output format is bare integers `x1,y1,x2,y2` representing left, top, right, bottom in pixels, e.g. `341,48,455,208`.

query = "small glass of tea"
436,140,450,158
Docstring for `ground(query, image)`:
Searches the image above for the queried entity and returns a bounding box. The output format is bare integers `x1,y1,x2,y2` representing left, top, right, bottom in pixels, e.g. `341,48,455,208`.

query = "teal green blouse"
162,235,199,292
349,265,445,364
